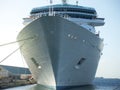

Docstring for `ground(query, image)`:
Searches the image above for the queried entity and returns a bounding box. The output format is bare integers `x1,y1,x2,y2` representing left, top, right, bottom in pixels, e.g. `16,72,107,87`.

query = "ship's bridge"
30,4,97,19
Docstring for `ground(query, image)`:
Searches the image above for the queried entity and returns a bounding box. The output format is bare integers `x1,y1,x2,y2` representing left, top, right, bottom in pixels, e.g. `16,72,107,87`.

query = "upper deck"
30,4,97,19
23,3,104,33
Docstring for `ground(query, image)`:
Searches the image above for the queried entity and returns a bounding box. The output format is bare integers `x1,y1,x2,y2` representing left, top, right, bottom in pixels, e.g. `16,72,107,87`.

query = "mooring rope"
0,36,34,47
0,36,35,64
0,44,24,64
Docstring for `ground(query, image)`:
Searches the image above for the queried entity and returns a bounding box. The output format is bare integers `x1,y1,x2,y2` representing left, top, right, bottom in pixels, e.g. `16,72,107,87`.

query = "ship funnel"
62,0,67,4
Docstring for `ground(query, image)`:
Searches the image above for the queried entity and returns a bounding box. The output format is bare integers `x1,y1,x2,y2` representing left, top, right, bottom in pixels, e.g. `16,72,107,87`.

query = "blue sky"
0,0,120,78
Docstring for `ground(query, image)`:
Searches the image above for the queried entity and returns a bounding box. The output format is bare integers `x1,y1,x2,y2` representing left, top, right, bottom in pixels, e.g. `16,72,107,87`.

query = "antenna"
76,1,78,6
62,0,67,4
49,0,53,16
50,0,53,4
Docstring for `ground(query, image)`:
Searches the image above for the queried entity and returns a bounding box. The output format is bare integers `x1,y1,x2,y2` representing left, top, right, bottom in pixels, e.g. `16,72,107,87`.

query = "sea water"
4,78,120,90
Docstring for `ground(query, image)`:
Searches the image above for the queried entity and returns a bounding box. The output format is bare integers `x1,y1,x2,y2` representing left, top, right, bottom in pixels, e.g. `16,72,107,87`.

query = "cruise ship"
17,0,105,88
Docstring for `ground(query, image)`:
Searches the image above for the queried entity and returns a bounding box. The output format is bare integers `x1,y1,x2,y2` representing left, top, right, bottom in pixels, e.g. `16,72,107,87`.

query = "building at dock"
0,65,31,79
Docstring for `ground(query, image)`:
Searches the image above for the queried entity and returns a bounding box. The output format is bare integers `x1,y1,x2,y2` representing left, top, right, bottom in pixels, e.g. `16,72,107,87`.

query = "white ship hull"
17,16,103,87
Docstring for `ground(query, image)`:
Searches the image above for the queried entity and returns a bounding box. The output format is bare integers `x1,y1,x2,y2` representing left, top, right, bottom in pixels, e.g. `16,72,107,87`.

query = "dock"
0,77,36,89
0,65,36,89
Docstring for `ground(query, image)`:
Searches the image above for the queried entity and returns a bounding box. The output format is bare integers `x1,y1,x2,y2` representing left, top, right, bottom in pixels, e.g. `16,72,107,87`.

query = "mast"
49,0,53,16
62,0,67,4
76,1,78,6
50,0,52,4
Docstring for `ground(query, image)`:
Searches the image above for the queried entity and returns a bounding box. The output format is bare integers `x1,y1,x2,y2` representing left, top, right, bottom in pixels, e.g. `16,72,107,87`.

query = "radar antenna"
62,0,67,4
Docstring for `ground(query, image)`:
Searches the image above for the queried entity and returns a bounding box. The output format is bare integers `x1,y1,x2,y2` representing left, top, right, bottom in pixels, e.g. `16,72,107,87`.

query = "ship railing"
30,12,72,20
96,18,105,20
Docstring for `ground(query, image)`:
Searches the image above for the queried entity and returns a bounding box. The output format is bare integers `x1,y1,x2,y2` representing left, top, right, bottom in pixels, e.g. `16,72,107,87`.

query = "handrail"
96,18,104,20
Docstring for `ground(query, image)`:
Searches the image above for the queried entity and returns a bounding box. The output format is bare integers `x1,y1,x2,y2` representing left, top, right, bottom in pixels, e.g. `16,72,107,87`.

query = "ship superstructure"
17,1,104,88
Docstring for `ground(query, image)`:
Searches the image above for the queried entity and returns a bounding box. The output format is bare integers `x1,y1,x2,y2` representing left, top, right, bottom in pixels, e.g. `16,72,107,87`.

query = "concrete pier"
0,77,36,89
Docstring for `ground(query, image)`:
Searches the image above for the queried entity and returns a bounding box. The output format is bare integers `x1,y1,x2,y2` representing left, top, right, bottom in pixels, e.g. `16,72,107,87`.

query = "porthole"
83,40,85,42
71,35,74,39
74,37,77,39
68,34,77,40
68,34,71,37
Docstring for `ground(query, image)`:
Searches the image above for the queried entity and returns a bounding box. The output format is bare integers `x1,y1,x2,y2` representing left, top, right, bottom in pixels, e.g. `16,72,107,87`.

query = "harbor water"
4,78,120,90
